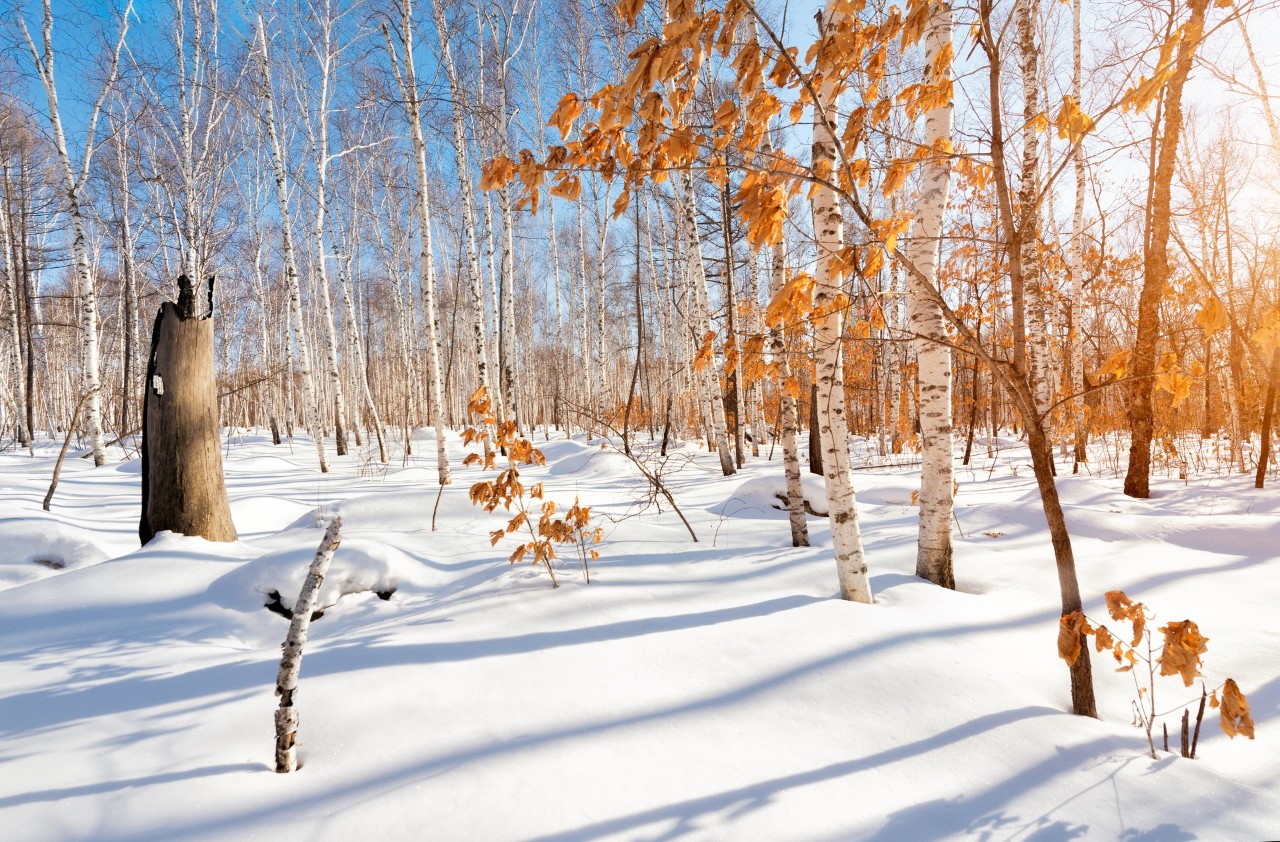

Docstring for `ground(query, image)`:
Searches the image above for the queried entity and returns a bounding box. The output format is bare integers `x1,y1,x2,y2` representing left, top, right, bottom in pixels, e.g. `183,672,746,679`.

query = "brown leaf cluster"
1217,679,1255,739
1156,620,1208,686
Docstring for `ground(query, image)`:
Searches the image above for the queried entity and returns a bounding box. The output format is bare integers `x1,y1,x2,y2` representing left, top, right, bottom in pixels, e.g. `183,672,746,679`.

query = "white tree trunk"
0,182,29,448
907,0,956,589
1069,0,1088,468
386,0,452,484
18,0,130,467
274,516,343,773
1018,0,1053,419
811,2,871,603
677,172,736,475
431,0,496,432
254,13,329,473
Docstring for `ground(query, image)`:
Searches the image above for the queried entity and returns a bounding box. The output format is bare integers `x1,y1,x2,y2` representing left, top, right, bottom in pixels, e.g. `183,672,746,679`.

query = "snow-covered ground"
0,431,1276,840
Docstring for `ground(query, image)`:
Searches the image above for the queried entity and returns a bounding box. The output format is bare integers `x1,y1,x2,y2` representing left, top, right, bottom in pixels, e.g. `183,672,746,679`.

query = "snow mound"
229,495,314,536
286,489,483,533
223,454,304,473
714,473,829,517
536,438,592,463
214,536,439,614
546,447,639,480
0,518,111,589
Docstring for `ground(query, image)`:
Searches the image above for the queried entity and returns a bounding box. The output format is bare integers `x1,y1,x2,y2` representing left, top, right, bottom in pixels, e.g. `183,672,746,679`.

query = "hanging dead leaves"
1059,590,1254,741
463,386,602,587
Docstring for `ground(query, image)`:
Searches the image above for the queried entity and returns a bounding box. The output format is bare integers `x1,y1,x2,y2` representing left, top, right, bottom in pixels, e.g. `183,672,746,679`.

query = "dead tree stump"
140,276,237,544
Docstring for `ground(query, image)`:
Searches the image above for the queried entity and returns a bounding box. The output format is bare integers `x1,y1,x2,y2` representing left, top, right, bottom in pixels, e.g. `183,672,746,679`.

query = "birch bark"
1068,0,1088,469
274,516,342,773
18,0,131,467
811,3,870,603
1017,0,1052,419
431,0,496,434
254,12,329,472
906,0,956,588
386,0,453,484
301,35,351,456
0,168,29,448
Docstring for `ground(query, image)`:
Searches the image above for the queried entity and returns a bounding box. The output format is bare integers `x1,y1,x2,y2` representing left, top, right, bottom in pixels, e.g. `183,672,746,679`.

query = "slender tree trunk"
907,0,956,589
275,516,342,773
385,1,453,483
0,183,29,447
1069,0,1088,469
1017,0,1052,420
254,13,329,473
721,184,746,467
768,233,809,547
1124,0,1209,498
812,4,871,603
431,0,496,436
19,0,130,467
1256,348,1280,489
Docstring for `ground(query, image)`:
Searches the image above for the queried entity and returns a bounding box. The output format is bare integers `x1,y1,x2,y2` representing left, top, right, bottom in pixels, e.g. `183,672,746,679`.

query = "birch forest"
3,0,1279,497
3,0,1280,834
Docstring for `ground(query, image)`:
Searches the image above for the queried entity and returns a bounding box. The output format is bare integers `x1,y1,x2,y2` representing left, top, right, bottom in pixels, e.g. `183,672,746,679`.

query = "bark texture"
812,3,871,604
139,279,236,545
1124,0,1208,498
275,516,343,773
908,0,956,589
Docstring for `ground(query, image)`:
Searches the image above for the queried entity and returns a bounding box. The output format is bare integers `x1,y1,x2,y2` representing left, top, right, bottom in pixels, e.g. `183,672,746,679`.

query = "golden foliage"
1155,370,1192,407
1156,620,1208,686
1094,350,1130,382
1251,309,1280,352
1058,611,1091,667
1105,589,1147,646
1220,679,1255,739
1053,95,1094,144
1195,298,1228,335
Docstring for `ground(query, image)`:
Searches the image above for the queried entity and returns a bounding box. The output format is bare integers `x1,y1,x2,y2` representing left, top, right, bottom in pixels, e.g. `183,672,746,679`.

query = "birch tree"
384,0,453,484
905,0,956,588
18,0,133,467
809,4,871,603
253,11,329,473
431,0,497,431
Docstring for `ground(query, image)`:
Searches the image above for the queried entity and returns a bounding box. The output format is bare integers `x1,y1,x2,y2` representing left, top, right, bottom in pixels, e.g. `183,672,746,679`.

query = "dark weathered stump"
140,276,237,544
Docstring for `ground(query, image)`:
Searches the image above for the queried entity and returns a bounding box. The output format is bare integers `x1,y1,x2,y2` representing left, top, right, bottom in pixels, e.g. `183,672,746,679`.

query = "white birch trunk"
431,0,496,432
769,231,809,548
677,172,735,475
812,3,871,603
254,13,329,473
18,0,130,467
274,516,342,773
577,199,593,438
1018,0,1053,420
1069,0,1088,467
303,40,351,457
0,184,29,448
386,0,452,484
906,0,956,588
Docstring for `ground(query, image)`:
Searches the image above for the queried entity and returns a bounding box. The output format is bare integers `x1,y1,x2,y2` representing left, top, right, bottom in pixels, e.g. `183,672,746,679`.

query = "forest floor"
0,429,1277,840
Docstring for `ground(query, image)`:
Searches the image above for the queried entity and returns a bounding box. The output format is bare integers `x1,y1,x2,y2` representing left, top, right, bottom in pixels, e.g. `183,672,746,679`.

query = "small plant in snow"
463,386,602,587
1059,590,1254,759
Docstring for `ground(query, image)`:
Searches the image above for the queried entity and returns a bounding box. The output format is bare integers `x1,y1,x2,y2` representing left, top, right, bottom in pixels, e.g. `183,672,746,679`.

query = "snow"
0,432,1277,840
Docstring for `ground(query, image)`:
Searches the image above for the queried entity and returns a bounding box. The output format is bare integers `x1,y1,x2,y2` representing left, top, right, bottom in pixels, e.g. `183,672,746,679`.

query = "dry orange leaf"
1058,611,1092,667
1157,620,1208,686
1195,298,1227,335
1220,679,1255,739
